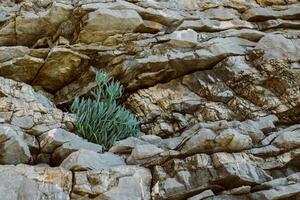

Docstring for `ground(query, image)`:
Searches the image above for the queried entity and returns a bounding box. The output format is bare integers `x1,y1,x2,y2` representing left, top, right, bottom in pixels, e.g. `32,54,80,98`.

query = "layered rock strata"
0,0,299,199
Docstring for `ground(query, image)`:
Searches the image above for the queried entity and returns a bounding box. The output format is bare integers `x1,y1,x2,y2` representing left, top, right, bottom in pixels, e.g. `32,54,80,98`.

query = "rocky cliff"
0,0,299,199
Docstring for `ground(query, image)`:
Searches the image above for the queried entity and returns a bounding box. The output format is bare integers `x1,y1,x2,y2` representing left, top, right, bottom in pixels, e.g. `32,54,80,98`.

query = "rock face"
60,150,125,171
0,164,72,200
0,0,300,200
72,165,152,200
78,8,144,43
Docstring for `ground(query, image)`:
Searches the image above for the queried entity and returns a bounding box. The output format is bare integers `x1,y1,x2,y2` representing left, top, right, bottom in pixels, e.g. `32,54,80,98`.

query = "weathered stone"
0,76,54,108
0,164,72,200
78,8,143,43
109,136,150,154
221,186,251,195
137,20,164,33
127,144,164,164
152,152,272,199
259,148,300,170
177,0,258,12
0,124,32,164
256,0,299,6
211,152,272,186
120,37,255,91
272,130,300,149
10,115,34,129
0,1,300,199
187,190,215,200
39,128,102,165
139,7,184,27
15,2,73,46
164,29,199,48
251,172,300,200
54,66,97,106
181,128,253,154
178,18,256,32
60,149,125,171
257,19,300,31
32,48,90,92
242,6,300,21
254,34,300,61
72,165,152,200
4,57,43,81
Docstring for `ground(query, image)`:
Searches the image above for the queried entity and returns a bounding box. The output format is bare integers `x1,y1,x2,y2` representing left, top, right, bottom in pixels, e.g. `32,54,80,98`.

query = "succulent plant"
71,71,139,150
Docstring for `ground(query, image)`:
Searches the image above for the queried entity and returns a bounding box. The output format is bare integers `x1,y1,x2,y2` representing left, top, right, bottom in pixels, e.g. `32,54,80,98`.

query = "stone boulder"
39,128,102,165
32,47,90,92
180,128,253,154
78,8,143,43
0,46,44,83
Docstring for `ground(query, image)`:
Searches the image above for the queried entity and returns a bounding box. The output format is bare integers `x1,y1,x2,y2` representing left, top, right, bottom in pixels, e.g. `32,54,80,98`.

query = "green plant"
71,71,140,150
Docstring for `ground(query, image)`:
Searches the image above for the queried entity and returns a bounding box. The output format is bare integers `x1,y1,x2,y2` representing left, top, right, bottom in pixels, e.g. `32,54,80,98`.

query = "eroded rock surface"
0,164,72,200
0,0,299,199
72,165,152,200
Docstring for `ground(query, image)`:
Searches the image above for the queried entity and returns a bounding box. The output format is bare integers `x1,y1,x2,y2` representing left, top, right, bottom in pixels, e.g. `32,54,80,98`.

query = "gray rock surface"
61,149,125,171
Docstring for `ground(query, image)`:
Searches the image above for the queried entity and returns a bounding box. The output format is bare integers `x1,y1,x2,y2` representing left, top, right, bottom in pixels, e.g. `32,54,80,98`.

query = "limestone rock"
120,37,256,91
152,152,272,199
251,172,300,200
109,136,151,154
110,135,167,154
137,20,165,33
39,128,102,165
78,8,143,43
0,76,75,138
177,0,258,12
16,2,73,46
187,190,215,200
0,46,44,83
0,124,33,164
254,34,300,61
127,144,164,164
178,18,256,32
0,1,300,199
32,47,90,92
180,128,253,154
0,164,72,200
72,165,152,200
221,186,251,195
0,76,54,108
242,6,300,21
272,130,300,149
60,149,125,171
54,65,97,106
165,29,199,48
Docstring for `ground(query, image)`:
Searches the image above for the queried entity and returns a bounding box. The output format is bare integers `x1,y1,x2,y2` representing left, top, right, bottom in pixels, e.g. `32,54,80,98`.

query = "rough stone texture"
60,149,125,171
0,0,300,199
151,152,273,199
0,124,34,164
39,128,102,165
78,8,144,43
0,164,72,200
72,165,152,200
32,47,90,92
